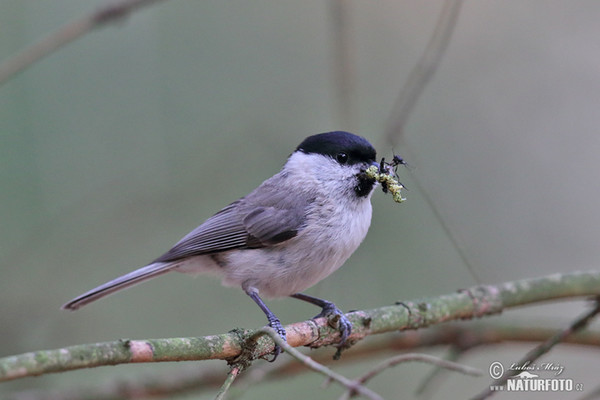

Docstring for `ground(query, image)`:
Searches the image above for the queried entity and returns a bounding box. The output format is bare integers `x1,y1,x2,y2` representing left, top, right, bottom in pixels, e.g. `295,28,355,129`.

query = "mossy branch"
2,270,600,382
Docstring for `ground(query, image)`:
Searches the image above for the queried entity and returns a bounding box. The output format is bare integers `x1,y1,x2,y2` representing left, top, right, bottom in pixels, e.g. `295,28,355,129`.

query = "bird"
62,131,379,358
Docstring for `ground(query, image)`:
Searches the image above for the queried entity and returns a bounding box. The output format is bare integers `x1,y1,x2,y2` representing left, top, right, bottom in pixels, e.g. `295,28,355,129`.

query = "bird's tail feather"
61,262,175,310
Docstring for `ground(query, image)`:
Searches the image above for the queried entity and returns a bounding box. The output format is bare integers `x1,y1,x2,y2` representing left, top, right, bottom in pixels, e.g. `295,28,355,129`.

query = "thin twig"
381,0,483,284
578,384,600,400
384,0,464,146
396,0,478,281
214,365,243,400
358,353,481,384
339,353,481,400
258,328,384,400
415,346,464,397
329,0,357,131
0,0,167,85
472,296,600,400
406,162,483,284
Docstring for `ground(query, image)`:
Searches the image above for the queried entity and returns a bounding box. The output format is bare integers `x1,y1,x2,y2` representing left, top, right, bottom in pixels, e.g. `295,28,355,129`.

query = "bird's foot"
267,315,286,362
314,302,352,347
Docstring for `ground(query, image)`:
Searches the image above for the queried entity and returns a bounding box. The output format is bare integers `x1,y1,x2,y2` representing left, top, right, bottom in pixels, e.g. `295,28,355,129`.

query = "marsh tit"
63,131,379,356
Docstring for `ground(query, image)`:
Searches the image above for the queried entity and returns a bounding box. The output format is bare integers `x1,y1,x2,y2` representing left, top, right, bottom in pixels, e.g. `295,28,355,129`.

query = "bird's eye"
336,152,348,164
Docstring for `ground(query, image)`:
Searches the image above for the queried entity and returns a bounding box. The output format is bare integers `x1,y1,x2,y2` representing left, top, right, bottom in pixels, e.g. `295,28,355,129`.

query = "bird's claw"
267,316,287,362
314,303,352,347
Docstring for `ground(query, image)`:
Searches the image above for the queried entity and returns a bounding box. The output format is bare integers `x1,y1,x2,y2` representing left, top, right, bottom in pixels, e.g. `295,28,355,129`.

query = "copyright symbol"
489,361,504,379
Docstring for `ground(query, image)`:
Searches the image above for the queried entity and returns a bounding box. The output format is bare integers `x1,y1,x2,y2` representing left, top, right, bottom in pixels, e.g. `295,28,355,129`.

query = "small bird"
63,131,379,357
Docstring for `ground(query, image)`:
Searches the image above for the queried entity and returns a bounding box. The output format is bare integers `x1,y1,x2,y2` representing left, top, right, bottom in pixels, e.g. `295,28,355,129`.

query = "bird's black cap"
296,131,376,165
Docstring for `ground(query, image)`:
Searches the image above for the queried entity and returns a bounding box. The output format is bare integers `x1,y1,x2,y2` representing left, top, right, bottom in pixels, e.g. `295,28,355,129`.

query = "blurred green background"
2,1,600,398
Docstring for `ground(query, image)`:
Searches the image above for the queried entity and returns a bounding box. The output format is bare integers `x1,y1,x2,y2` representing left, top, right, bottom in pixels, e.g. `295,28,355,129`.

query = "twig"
358,353,481,384
415,346,464,397
384,0,464,146
406,162,484,285
339,353,481,400
258,328,383,400
214,365,243,400
0,0,167,85
472,296,600,400
329,0,357,130
578,384,600,400
2,270,600,382
382,0,481,284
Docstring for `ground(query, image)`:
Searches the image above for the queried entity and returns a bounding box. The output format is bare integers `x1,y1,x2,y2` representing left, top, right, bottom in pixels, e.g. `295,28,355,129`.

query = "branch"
472,296,600,400
380,0,482,284
258,328,383,400
355,353,482,384
329,0,358,130
6,323,600,400
0,0,168,86
384,0,464,146
2,270,600,382
214,365,243,400
339,353,481,400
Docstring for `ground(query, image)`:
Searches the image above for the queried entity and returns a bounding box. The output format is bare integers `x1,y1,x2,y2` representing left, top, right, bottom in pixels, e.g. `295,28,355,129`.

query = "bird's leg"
245,287,286,361
291,292,352,347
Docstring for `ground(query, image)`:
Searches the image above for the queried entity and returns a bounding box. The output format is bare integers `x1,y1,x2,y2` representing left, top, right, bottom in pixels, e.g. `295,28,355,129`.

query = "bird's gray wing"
62,181,310,310
153,183,310,263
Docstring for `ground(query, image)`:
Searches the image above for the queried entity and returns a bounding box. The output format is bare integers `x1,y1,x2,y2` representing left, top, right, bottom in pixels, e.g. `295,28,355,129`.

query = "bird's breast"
223,194,373,298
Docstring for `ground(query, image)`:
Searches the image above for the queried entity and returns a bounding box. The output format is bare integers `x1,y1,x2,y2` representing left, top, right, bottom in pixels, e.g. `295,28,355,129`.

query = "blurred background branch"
378,0,484,284
329,0,358,132
384,0,464,147
473,296,600,400
0,0,167,85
